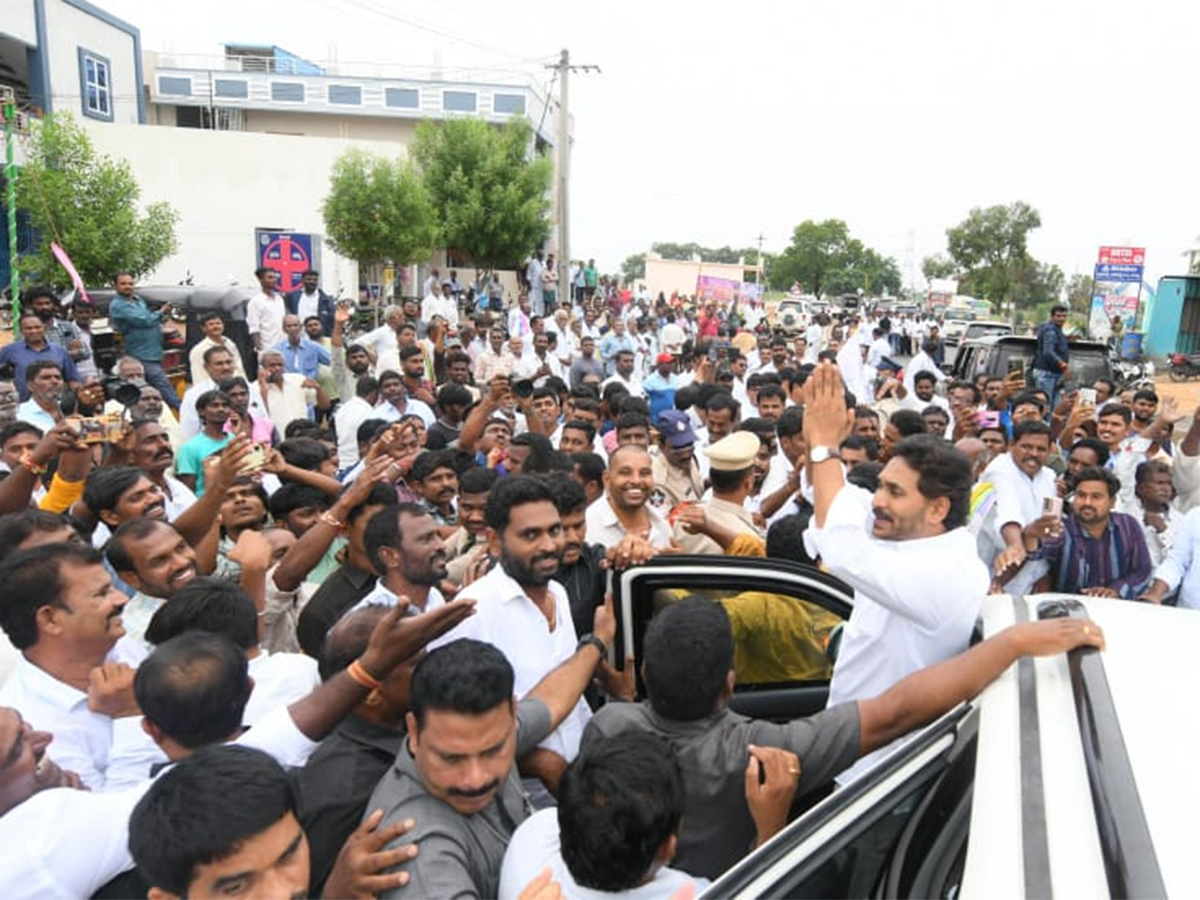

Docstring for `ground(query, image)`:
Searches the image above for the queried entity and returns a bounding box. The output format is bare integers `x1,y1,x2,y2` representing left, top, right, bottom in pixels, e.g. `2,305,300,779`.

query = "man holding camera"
108,272,180,410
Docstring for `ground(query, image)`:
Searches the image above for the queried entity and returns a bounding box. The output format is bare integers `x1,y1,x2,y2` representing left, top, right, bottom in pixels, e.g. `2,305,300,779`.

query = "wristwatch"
809,446,842,464
577,633,608,657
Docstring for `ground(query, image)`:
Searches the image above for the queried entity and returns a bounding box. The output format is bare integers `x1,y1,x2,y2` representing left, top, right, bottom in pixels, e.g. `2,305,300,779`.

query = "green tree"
15,112,178,287
921,254,956,282
321,149,439,278
1065,273,1094,317
411,118,552,276
770,219,900,296
621,253,646,282
945,201,1042,309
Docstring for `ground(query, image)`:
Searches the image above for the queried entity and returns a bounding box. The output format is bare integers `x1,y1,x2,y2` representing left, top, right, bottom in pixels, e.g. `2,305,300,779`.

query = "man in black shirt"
544,477,606,639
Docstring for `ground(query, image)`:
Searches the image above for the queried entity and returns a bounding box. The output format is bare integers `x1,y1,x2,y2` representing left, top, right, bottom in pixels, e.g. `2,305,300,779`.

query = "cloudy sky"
104,0,1200,288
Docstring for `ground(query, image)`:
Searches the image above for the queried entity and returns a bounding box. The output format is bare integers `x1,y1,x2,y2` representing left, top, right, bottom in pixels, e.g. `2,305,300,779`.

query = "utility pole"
755,232,765,292
547,49,599,303
2,88,18,323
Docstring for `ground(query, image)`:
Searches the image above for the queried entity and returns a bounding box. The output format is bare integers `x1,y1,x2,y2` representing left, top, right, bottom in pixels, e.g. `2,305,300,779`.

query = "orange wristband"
346,659,382,691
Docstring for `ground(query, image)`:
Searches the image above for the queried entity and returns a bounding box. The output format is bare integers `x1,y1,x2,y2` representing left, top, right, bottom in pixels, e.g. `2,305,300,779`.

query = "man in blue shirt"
274,314,331,380
0,313,79,401
108,272,180,409
1031,305,1070,409
599,318,635,377
642,353,679,423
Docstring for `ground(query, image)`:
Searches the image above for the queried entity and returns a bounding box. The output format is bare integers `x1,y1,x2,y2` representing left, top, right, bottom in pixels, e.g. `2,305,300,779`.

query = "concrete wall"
5,2,38,45
644,256,754,300
44,0,140,124
237,109,419,145
83,121,410,295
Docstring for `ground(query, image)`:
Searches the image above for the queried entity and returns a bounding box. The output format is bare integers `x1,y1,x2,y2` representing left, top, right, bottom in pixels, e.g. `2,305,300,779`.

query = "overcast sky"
104,0,1200,288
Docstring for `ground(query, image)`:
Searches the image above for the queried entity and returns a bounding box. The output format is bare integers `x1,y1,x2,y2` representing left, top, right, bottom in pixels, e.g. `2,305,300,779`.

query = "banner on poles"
1089,246,1145,338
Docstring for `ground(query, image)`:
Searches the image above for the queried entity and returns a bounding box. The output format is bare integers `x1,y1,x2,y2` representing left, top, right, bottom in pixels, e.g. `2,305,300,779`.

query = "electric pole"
2,87,17,320
547,49,599,302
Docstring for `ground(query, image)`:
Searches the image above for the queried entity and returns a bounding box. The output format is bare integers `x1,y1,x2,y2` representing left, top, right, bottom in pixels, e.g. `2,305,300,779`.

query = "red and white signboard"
1098,246,1146,265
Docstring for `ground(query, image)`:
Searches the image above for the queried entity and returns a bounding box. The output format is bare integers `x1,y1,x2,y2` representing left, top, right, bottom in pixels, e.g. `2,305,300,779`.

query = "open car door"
613,555,854,721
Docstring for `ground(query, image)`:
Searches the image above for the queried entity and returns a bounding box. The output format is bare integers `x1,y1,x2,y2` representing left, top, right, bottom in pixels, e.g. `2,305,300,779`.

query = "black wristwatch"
577,633,607,657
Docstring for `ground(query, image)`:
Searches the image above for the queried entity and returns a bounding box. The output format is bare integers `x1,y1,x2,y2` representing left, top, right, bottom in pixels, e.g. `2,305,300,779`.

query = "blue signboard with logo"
255,230,318,293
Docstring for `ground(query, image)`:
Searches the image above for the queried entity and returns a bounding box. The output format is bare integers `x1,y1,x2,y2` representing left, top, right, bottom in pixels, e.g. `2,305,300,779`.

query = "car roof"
965,593,1200,897
964,334,1109,352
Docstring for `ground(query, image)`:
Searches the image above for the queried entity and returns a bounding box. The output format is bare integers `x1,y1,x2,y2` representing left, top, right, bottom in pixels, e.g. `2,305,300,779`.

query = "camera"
512,378,535,399
102,376,142,407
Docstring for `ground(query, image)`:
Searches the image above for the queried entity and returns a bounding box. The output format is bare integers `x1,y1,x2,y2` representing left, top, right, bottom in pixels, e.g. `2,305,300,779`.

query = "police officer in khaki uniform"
649,410,705,514
674,430,765,554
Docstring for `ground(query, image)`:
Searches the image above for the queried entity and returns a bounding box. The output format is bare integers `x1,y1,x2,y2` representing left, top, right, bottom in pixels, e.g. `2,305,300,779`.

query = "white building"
2,5,565,297
0,0,143,124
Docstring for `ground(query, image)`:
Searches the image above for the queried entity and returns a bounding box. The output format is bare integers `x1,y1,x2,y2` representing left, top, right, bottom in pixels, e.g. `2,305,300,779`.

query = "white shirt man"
980,432,1058,594
808,476,987,783
375,395,435,428
584,494,673,551
902,344,946,397
188,335,245,384
261,372,311,435
334,393,376,470
247,291,287,349
421,287,459,331
1144,507,1200,609
0,643,166,792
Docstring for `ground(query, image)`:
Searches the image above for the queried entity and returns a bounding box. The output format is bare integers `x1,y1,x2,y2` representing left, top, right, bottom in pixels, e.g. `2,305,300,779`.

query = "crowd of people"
0,265,1164,900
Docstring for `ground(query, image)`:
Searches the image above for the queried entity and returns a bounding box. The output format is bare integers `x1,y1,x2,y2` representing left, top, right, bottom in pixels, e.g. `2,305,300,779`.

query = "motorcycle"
1168,353,1200,382
1112,356,1155,391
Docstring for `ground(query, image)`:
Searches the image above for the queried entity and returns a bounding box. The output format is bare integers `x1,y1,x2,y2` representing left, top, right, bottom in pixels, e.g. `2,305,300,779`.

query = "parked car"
962,320,1013,342
950,335,1112,391
774,299,809,336
942,318,973,348
700,592,1195,897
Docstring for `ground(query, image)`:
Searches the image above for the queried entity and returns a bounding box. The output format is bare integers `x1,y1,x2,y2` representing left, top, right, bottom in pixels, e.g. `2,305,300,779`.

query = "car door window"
616,560,853,716
650,584,842,687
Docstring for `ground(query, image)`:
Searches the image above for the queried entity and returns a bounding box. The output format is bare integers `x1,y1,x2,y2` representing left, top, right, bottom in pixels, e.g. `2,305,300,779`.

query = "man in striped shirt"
1023,465,1152,598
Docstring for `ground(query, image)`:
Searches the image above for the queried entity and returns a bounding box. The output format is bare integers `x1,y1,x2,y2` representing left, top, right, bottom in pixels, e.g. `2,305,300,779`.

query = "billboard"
695,275,760,303
1089,246,1144,339
255,230,319,293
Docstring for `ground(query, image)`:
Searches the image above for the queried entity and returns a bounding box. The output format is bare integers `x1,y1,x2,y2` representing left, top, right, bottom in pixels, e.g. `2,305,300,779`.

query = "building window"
213,79,249,99
385,87,419,109
158,76,192,96
77,48,113,121
271,82,305,102
328,85,362,105
443,90,477,112
493,93,525,115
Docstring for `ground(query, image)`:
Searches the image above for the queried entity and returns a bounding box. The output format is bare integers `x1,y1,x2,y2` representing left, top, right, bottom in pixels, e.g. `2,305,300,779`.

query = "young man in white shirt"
420,282,459,331
435,477,603,772
246,267,287,352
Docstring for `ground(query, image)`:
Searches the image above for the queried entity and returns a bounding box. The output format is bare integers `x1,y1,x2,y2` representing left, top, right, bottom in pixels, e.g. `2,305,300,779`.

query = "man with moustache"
803,362,989,781
545,478,607,641
445,467,498,587
649,410,704,512
124,419,196,522
437,477,597,783
0,544,165,790
409,449,459,528
351,503,451,616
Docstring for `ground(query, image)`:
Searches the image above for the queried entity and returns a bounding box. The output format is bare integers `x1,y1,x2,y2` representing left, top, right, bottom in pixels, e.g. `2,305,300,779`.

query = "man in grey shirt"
366,604,617,899
582,597,1106,880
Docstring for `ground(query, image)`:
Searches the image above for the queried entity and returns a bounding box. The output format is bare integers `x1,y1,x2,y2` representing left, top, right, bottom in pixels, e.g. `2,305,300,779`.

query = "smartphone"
1078,387,1097,407
1043,496,1064,518
708,346,720,363
240,444,266,473
978,410,1000,429
67,414,123,445
1007,359,1026,378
